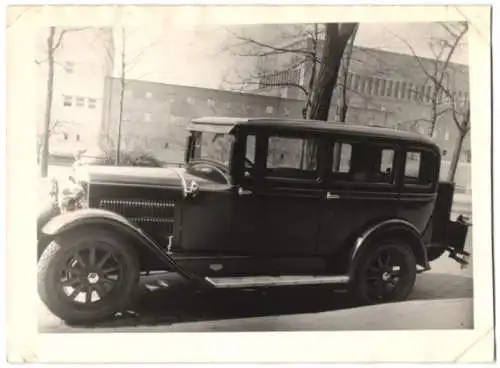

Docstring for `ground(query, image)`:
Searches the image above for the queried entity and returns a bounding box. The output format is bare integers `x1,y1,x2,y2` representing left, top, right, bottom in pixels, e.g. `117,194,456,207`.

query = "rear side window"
404,150,436,186
332,143,352,173
331,141,395,184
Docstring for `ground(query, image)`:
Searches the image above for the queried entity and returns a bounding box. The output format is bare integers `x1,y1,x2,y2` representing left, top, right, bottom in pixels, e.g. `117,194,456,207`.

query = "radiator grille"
99,199,176,226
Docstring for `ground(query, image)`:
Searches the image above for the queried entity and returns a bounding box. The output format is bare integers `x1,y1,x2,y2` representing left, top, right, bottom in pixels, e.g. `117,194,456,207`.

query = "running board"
205,275,350,288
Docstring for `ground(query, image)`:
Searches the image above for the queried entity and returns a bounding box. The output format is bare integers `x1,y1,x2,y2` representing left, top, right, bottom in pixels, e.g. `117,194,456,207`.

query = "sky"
112,22,469,90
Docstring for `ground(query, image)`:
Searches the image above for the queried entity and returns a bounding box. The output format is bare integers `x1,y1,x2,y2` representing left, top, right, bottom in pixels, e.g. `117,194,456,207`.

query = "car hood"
80,165,222,190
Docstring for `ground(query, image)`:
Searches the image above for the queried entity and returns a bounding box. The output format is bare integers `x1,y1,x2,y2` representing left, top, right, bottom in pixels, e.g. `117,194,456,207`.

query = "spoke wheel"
58,245,122,305
38,228,139,325
352,241,416,305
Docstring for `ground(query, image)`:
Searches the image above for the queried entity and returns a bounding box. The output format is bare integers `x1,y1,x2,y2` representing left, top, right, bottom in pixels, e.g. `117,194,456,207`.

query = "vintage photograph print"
6,4,494,364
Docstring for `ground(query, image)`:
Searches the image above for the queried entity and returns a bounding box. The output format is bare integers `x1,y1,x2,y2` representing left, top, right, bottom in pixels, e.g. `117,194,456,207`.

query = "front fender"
41,208,207,285
43,208,136,236
349,219,429,273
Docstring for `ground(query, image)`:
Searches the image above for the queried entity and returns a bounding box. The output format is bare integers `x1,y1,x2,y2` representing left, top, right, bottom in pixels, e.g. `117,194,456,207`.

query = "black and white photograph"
5,4,494,364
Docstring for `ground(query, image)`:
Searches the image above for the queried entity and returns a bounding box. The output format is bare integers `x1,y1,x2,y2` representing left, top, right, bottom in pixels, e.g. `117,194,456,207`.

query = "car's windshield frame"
187,130,236,166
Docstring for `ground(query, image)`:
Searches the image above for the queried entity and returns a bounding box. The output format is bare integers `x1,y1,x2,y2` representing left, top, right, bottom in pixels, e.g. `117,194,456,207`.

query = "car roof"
189,116,439,148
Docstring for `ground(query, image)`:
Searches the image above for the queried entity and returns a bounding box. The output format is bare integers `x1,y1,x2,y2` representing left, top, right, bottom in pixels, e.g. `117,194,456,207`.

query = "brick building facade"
251,37,471,165
100,77,306,163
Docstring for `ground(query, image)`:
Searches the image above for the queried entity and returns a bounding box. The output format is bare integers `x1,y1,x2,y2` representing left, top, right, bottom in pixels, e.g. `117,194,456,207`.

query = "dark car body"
37,117,470,323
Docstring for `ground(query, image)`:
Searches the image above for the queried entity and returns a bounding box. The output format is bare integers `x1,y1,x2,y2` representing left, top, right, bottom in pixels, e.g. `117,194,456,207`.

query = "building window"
352,74,360,91
76,96,84,107
207,98,215,107
88,98,97,109
393,81,400,99
145,91,153,99
266,106,274,114
64,61,74,74
76,134,80,141
386,80,393,97
373,78,380,96
407,84,414,101
365,77,373,95
187,96,195,105
144,112,152,122
400,82,407,99
379,79,387,97
63,132,68,140
425,86,432,102
416,87,422,102
164,142,169,149
283,107,290,116
63,95,72,107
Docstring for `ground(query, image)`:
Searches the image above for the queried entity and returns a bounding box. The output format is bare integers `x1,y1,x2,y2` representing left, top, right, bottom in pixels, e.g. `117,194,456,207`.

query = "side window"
331,141,395,184
404,150,435,186
332,142,352,173
404,152,421,180
380,149,395,175
265,136,318,180
244,134,257,178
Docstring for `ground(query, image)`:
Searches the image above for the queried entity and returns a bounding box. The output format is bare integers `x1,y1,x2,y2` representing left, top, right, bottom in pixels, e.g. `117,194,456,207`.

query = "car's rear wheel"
351,241,417,305
37,228,140,325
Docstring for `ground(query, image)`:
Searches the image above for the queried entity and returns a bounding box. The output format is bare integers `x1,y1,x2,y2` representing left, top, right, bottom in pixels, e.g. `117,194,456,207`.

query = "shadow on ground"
46,272,472,331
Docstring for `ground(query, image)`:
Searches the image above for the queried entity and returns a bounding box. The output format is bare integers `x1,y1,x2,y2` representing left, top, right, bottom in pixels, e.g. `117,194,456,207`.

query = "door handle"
326,192,340,200
238,187,253,196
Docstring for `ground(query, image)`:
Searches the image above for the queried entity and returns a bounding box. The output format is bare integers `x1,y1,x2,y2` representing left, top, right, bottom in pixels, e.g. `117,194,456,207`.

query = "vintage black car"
37,117,471,324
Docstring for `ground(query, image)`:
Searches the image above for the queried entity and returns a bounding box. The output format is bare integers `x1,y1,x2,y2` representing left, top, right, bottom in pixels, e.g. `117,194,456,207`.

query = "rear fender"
348,219,429,276
42,208,208,286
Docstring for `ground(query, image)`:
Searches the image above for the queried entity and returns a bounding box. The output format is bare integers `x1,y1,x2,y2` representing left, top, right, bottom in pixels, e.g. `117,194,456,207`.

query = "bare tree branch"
225,29,316,57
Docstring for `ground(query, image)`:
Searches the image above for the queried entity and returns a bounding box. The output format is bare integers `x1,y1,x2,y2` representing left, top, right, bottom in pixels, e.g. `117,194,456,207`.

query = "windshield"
189,131,235,166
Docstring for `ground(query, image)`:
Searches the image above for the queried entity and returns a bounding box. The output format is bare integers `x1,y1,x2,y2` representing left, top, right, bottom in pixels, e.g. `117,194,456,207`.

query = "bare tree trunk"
337,24,358,123
447,128,467,182
303,23,357,169
115,28,126,166
40,27,56,177
308,23,358,121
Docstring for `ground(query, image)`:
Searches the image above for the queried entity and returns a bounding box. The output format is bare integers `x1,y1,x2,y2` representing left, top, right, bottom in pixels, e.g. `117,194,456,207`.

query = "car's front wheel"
350,241,417,305
37,228,140,325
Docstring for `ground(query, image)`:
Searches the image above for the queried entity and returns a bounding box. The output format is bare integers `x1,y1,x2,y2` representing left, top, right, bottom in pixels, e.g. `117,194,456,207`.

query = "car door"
230,129,324,255
317,136,402,254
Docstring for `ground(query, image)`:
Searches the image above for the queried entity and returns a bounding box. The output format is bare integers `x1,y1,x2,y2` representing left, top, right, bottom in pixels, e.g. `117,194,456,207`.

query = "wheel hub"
87,272,100,284
381,271,391,281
